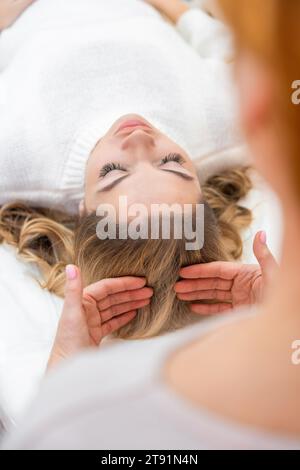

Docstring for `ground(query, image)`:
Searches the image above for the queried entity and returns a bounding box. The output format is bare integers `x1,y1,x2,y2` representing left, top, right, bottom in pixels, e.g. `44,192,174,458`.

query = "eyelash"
99,162,127,178
161,153,185,165
99,153,184,177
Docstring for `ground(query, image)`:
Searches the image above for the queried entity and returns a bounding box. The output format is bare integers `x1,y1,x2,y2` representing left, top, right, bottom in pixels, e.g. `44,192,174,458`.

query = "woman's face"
84,115,201,213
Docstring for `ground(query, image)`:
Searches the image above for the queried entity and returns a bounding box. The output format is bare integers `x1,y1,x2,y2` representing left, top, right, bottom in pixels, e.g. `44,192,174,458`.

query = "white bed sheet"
0,249,63,425
0,179,283,425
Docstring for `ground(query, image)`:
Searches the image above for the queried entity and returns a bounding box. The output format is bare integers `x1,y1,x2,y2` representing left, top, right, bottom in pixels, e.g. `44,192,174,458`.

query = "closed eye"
160,153,185,166
96,152,194,192
159,153,194,180
99,162,127,178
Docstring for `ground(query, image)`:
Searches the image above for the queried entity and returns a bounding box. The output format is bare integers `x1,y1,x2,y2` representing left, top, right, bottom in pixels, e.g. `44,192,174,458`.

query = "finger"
100,298,150,322
190,303,232,315
63,265,83,316
101,311,137,338
179,262,240,280
175,278,233,294
177,289,232,302
253,231,278,283
84,277,147,302
97,287,153,311
83,296,102,328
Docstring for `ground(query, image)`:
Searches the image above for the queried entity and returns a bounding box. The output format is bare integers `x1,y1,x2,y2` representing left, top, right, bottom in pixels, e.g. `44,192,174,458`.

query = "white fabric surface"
0,246,62,425
0,0,238,213
3,311,299,450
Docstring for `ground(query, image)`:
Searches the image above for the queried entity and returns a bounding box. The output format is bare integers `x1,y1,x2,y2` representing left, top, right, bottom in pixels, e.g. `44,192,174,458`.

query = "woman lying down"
0,0,275,366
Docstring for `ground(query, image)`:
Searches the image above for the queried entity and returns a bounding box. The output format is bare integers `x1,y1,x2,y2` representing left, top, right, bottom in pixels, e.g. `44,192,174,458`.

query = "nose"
121,129,155,151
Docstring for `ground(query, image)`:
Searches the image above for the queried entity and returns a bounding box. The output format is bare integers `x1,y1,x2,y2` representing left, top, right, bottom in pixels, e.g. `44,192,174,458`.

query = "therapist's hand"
175,231,278,315
0,0,36,31
47,266,153,369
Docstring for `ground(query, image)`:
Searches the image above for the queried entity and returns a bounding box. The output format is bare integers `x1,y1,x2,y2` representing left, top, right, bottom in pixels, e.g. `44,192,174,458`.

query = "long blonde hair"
219,0,300,193
0,167,252,338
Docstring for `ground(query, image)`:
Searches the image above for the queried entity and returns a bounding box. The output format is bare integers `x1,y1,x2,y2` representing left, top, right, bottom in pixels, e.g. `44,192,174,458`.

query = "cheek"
85,143,111,185
85,160,95,183
88,138,114,171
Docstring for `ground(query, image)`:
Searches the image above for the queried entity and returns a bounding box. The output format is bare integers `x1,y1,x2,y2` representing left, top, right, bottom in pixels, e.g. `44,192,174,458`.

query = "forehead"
87,176,201,212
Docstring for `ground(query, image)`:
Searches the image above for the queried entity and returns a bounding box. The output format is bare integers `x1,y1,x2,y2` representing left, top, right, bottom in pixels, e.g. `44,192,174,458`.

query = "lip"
116,119,152,134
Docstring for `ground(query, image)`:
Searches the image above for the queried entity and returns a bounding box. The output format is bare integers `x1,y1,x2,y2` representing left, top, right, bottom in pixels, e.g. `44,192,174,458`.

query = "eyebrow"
97,169,194,193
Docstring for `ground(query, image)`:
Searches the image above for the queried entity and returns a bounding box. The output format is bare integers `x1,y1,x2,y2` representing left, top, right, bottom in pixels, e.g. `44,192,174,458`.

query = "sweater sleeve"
176,8,232,60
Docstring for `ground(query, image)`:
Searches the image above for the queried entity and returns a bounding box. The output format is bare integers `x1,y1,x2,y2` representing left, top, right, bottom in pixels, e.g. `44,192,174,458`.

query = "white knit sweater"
0,0,238,213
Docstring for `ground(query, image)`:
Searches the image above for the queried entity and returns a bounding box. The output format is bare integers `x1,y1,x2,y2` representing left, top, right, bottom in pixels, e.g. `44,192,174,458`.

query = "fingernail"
259,231,267,244
66,265,77,281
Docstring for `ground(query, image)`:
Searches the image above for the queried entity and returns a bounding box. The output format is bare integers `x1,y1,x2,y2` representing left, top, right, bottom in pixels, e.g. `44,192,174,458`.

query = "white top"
0,0,238,213
3,313,300,450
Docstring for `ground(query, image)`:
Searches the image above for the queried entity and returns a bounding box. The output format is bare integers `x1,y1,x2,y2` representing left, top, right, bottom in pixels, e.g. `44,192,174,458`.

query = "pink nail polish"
260,231,267,244
66,265,77,281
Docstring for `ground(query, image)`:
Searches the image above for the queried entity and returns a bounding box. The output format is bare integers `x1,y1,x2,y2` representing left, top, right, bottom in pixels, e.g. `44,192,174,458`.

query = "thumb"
253,231,277,282
63,265,83,315
47,265,84,369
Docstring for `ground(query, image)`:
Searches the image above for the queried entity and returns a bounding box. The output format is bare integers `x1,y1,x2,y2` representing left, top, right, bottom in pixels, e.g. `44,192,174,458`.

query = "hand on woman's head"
48,266,153,370
175,231,278,313
73,166,253,340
